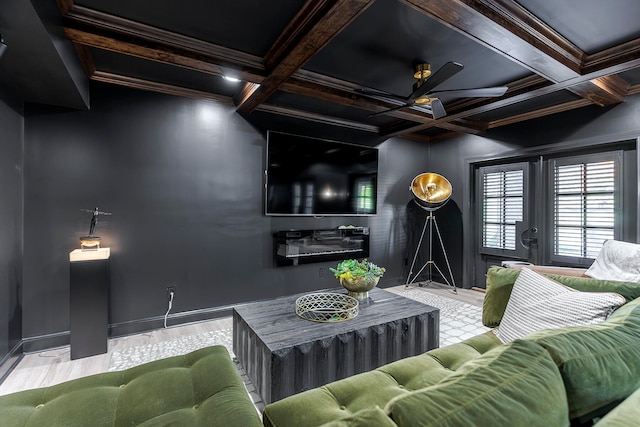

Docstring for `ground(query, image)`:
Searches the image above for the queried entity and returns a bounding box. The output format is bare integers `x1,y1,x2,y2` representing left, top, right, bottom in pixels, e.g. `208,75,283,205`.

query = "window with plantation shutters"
478,163,529,256
550,152,621,262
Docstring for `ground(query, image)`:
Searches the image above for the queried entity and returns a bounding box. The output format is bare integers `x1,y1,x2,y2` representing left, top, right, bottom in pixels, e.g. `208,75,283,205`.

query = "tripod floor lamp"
405,172,457,294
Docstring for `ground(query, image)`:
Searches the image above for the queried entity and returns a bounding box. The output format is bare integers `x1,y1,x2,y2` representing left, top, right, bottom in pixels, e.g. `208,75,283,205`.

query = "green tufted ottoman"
0,345,262,427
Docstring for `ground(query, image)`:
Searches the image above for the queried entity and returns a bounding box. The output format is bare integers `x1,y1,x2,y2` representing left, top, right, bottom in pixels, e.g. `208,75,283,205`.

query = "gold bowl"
339,276,380,300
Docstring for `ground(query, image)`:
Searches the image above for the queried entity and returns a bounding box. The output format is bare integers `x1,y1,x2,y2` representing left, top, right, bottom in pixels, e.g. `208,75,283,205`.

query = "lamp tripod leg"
431,216,457,294
405,217,430,287
405,213,457,294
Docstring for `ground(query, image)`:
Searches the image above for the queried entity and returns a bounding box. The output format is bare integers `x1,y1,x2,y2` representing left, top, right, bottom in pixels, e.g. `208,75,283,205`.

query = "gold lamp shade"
410,173,452,211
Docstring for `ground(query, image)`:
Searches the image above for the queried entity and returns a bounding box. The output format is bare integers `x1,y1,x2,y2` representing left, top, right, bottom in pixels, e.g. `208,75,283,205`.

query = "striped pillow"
495,268,626,344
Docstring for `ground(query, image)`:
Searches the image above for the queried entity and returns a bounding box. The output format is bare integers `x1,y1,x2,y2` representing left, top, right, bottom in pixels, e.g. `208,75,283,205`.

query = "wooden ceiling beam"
401,0,582,82
73,43,96,78
64,27,234,77
281,78,433,122
255,104,379,133
399,0,635,125
58,1,640,140
61,3,488,135
569,77,627,107
398,133,433,143
441,118,488,134
264,1,334,71
487,99,593,129
402,130,465,143
282,77,490,134
235,0,375,113
61,4,265,82
381,57,640,137
584,37,640,74
91,71,235,105
443,74,550,114
628,82,640,96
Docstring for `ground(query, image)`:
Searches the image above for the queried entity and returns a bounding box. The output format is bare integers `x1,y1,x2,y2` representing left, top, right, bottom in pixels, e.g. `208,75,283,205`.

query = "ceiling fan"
356,61,508,119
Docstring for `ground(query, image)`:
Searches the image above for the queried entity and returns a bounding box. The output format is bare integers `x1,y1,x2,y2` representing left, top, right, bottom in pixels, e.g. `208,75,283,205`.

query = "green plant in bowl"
330,259,385,300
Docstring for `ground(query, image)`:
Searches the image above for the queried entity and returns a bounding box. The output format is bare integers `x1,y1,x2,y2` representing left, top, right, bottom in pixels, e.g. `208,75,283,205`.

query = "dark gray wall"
427,95,640,288
0,90,23,366
22,83,430,342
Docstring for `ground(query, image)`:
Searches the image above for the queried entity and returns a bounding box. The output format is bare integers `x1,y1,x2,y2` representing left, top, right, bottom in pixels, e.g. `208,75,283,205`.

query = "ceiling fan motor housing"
413,63,431,80
413,63,433,103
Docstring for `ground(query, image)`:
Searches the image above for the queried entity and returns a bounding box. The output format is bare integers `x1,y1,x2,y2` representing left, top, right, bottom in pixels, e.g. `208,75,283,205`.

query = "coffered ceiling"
2,0,640,141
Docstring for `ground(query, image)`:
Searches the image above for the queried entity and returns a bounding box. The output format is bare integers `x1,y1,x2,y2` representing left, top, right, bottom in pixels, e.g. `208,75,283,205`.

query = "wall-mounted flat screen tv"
265,131,378,216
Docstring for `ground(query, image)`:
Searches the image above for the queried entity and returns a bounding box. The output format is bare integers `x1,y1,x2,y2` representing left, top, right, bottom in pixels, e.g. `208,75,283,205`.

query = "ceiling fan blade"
408,61,464,102
355,88,408,103
368,103,412,117
430,99,447,120
428,86,508,99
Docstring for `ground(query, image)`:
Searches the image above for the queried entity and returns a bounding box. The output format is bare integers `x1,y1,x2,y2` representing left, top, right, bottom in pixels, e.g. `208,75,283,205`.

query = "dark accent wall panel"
22,82,431,340
0,92,23,362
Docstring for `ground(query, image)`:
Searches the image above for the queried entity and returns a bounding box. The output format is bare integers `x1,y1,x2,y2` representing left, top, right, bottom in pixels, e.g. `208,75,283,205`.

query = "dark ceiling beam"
234,83,262,109
255,104,379,133
280,70,496,134
73,43,96,78
60,3,485,134
398,133,433,143
398,130,467,143
401,0,582,81
283,77,490,134
55,0,73,17
487,99,593,129
442,118,488,134
281,78,432,121
443,74,550,114
235,0,375,113
628,82,640,96
376,74,551,135
382,55,640,137
65,25,232,104
61,4,265,82
91,71,235,105
584,37,640,75
400,0,628,111
57,1,640,140
569,75,629,106
264,1,335,70
64,27,230,77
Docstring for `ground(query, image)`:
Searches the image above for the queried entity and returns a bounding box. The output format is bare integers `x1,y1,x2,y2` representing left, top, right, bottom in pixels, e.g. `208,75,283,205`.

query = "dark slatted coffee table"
232,287,439,404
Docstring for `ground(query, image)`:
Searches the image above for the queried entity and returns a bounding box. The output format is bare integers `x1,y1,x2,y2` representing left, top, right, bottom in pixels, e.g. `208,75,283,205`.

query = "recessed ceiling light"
223,75,241,83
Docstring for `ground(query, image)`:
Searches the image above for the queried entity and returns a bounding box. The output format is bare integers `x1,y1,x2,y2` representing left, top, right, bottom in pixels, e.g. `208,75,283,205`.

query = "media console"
274,227,370,266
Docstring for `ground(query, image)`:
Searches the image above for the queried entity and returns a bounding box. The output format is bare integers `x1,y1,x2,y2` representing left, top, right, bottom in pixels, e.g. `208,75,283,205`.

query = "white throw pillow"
495,268,626,344
585,239,640,283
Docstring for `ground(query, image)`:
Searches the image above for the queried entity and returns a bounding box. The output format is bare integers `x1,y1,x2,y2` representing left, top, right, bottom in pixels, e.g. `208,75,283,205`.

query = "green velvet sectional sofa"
0,345,262,427
263,266,640,427
1,266,639,426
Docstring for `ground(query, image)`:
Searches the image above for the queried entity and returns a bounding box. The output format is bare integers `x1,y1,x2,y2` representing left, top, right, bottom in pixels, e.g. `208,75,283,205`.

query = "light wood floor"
0,284,483,397
402,281,485,306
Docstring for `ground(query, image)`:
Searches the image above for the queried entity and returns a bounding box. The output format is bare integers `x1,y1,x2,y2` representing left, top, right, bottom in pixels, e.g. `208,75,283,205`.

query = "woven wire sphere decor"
295,292,359,322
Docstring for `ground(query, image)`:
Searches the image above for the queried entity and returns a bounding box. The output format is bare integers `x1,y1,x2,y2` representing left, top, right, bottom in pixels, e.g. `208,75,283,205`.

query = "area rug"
108,288,488,372
385,286,490,347
108,328,234,372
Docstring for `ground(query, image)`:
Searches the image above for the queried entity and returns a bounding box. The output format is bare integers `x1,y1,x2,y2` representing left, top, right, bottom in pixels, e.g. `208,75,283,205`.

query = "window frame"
548,150,623,266
477,162,530,258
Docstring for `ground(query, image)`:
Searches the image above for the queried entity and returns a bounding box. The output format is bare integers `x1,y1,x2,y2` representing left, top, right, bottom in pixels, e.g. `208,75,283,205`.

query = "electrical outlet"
166,286,176,301
319,267,324,277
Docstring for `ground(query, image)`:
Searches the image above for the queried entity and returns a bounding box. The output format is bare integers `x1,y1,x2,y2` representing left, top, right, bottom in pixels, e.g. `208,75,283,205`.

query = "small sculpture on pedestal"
79,207,112,250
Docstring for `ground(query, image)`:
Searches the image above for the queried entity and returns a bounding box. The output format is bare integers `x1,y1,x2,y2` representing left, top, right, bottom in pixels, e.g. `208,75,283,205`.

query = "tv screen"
265,131,378,216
